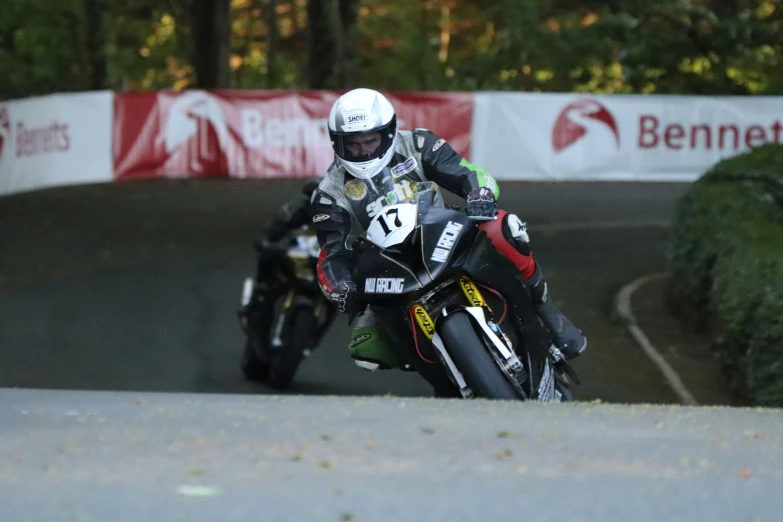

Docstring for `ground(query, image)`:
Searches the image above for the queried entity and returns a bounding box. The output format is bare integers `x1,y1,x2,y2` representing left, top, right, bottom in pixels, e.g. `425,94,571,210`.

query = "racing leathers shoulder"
310,129,500,297
264,193,311,243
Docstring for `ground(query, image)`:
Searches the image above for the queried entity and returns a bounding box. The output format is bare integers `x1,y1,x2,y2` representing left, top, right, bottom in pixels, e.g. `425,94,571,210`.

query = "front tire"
437,311,520,400
267,307,317,390
241,338,269,381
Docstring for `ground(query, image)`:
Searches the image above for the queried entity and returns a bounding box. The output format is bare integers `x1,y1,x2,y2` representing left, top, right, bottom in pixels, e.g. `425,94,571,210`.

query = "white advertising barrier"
0,92,114,196
472,92,783,181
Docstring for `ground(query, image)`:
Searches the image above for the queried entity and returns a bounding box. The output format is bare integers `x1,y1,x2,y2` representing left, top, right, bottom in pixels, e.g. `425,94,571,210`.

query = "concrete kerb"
614,272,699,406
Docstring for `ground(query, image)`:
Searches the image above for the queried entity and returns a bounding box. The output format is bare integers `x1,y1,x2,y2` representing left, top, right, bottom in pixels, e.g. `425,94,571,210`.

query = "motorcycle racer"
310,88,587,371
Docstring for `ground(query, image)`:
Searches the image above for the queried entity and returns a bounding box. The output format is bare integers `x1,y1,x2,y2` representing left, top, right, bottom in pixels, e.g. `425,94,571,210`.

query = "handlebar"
254,238,289,259
450,204,498,221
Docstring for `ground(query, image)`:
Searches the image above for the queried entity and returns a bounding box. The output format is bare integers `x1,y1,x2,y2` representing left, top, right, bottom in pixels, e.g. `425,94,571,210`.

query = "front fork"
269,289,298,347
411,275,566,402
411,277,530,399
238,277,256,335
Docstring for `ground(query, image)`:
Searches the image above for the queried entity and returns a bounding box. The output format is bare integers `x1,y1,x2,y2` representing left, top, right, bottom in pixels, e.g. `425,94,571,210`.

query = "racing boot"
524,263,587,359
348,308,407,371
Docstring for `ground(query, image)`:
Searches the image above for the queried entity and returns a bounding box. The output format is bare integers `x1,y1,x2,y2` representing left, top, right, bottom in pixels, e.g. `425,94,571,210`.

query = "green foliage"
668,144,783,406
350,0,783,94
105,0,193,90
1,0,782,98
0,0,91,98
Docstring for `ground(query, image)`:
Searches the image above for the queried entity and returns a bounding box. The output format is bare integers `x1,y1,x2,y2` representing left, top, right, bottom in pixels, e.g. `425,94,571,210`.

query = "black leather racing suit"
255,177,323,252
310,128,588,360
310,128,502,295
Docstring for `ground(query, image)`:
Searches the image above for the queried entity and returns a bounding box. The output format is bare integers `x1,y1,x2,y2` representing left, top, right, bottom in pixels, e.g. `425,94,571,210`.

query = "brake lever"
465,207,499,222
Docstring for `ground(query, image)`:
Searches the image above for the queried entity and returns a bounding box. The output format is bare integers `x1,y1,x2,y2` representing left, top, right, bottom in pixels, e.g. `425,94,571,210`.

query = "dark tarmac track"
0,178,725,404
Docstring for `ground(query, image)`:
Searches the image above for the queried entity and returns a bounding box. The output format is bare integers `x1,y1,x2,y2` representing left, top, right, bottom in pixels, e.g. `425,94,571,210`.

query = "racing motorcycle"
351,181,580,401
237,225,336,390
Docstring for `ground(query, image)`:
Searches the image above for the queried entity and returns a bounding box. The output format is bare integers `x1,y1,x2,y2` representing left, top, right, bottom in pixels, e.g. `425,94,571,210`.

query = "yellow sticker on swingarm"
459,277,485,306
412,305,435,339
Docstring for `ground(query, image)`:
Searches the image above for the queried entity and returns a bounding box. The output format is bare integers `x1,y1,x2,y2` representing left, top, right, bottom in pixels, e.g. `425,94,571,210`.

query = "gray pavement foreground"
1,388,783,522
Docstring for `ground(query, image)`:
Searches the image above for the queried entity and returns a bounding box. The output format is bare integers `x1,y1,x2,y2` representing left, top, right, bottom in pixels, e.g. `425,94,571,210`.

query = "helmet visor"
330,117,396,163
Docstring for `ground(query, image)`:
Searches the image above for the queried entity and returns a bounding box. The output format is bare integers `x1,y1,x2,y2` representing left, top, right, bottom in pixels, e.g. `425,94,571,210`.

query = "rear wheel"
556,382,574,401
268,307,316,390
437,312,520,400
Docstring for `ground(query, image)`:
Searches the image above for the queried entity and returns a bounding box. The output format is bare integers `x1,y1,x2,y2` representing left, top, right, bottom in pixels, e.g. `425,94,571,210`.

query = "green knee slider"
348,325,405,370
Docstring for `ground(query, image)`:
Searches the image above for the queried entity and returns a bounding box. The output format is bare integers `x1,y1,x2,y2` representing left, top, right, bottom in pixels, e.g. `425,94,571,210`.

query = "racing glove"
466,187,498,220
329,280,363,316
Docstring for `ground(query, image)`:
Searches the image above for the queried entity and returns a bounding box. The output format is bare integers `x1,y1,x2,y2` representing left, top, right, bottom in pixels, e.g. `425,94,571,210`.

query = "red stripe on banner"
112,90,474,180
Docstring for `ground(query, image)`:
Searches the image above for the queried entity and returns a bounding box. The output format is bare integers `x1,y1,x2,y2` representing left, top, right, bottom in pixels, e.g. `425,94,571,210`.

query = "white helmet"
328,88,397,180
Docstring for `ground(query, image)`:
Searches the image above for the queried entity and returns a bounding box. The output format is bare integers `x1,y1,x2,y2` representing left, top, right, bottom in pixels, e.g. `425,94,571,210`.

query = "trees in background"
191,0,231,88
0,0,781,100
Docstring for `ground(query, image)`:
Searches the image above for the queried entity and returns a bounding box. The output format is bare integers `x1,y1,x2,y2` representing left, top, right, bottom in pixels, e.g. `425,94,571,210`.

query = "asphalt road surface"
0,179,702,404
2,389,782,522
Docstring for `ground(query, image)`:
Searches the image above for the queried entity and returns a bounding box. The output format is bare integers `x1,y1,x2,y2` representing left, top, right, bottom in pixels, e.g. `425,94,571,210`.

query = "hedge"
668,144,783,407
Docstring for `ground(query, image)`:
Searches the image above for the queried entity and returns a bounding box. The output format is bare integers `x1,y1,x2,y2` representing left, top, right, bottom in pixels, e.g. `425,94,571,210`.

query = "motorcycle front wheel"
267,307,317,390
437,311,521,400
241,337,270,382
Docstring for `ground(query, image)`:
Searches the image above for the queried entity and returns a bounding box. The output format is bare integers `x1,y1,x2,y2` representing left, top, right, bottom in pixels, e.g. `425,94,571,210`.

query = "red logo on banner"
113,91,473,181
0,106,9,160
164,91,230,174
552,98,619,153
